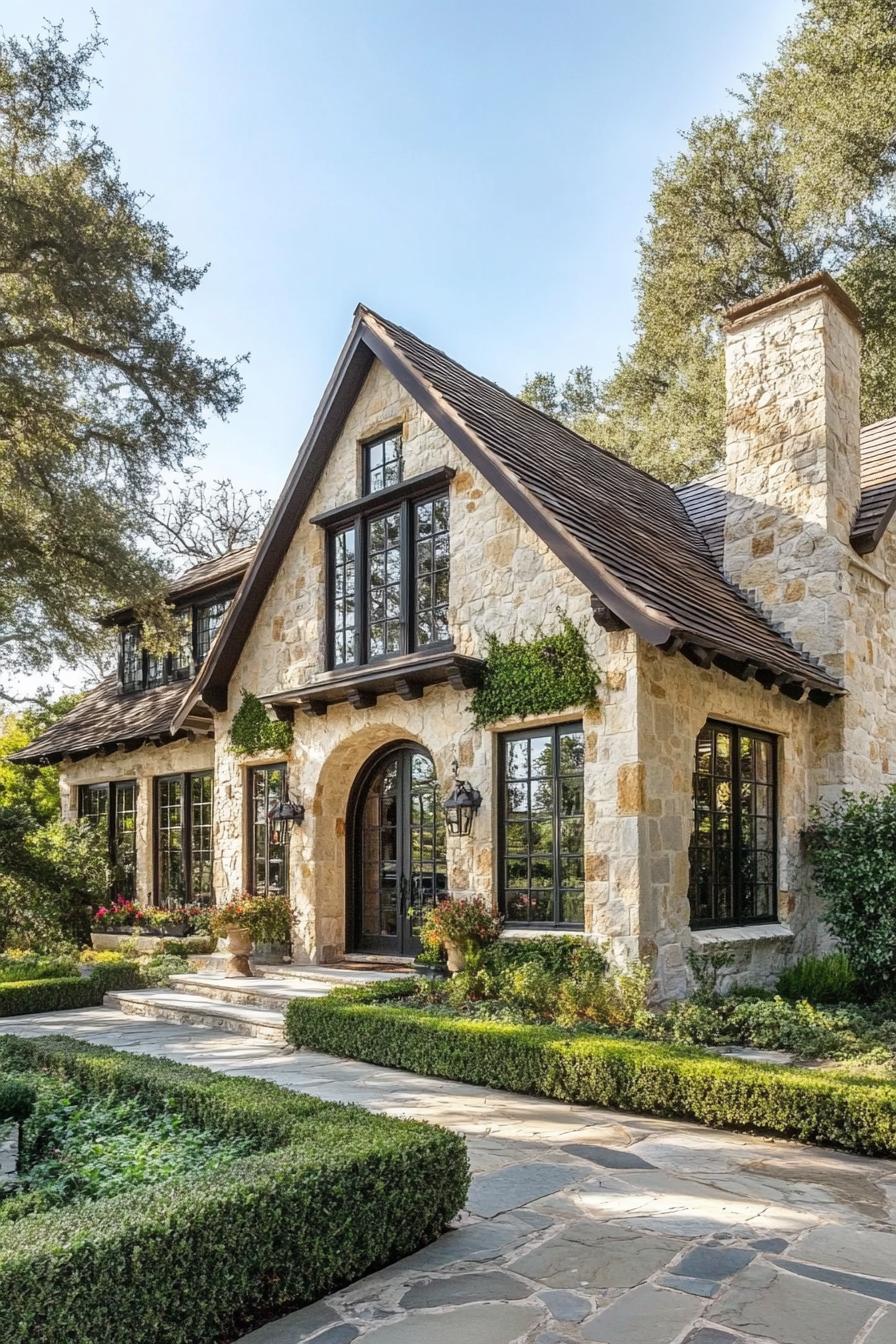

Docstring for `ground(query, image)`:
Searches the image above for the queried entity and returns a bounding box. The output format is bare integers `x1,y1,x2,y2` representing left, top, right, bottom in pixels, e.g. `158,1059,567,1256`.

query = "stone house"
13,271,896,997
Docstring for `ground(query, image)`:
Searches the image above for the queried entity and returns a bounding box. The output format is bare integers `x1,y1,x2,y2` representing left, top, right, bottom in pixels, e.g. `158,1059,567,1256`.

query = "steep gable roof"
180,306,842,725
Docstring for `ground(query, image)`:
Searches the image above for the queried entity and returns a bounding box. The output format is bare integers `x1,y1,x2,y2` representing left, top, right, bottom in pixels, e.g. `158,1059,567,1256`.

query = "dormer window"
118,596,231,692
364,430,403,493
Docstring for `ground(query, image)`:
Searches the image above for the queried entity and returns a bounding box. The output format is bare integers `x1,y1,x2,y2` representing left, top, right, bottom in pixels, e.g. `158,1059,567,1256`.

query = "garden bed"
0,1034,468,1344
285,981,896,1156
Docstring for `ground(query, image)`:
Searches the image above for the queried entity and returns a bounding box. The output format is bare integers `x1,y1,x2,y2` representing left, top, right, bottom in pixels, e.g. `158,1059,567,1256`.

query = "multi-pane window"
249,764,288,896
331,527,356,666
368,509,402,658
364,431,403,493
119,596,232,692
120,627,142,693
112,780,137,901
195,598,230,663
688,721,777,928
414,496,450,647
328,491,450,667
79,781,136,900
155,771,214,906
499,723,585,927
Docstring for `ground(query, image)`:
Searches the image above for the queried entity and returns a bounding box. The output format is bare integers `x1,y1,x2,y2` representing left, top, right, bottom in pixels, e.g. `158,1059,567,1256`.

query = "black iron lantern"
268,798,305,845
442,757,482,837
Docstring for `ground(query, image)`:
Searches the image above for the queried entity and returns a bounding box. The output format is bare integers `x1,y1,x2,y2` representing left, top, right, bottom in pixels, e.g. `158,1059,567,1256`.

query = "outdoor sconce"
442,757,482,837
268,798,306,845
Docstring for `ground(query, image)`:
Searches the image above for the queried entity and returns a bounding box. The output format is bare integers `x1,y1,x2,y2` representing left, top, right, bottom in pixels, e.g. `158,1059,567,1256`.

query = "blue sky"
7,0,798,499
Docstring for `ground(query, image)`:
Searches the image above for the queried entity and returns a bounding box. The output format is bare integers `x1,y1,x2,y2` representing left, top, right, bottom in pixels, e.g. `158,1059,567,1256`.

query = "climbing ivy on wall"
228,690,293,756
470,614,601,728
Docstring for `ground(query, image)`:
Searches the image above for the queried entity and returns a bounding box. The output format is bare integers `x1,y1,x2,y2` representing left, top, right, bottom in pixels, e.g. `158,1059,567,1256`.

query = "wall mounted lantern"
442,757,482,837
268,798,306,845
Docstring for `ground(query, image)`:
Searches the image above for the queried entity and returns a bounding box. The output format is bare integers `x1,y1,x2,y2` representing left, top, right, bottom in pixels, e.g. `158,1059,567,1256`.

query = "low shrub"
157,934,217,957
0,1075,34,1123
286,983,896,1156
777,952,858,1004
0,962,141,1017
0,1034,468,1344
0,951,78,983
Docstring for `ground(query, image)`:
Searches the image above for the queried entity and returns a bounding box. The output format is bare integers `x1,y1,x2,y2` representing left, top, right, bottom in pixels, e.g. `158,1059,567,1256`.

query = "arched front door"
350,745,447,956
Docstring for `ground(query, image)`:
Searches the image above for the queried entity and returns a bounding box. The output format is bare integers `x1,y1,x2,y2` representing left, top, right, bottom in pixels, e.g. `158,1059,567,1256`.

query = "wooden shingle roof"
184,305,842,719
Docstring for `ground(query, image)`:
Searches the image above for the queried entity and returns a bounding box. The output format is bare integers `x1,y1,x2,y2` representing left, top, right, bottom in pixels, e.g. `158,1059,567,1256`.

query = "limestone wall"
60,736,214,904
214,358,649,961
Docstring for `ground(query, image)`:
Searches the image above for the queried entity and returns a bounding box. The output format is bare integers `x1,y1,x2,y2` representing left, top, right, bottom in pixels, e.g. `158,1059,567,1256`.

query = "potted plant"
210,897,257,977
247,894,292,963
418,896,502,974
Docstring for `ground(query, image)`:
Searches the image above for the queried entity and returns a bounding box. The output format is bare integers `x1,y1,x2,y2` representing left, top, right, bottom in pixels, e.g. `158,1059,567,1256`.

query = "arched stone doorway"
348,742,447,956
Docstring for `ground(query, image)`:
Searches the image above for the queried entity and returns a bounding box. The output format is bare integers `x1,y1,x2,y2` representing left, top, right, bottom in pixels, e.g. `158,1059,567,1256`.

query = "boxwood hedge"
0,1034,468,1344
0,962,142,1017
0,1074,33,1123
286,982,896,1157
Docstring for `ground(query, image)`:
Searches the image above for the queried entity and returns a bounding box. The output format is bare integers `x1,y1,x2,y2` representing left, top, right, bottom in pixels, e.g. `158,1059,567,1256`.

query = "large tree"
0,21,244,700
522,0,896,482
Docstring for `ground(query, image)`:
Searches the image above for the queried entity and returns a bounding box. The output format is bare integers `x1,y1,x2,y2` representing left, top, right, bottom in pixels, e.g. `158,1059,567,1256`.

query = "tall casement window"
363,430,403,493
154,771,214,906
327,490,451,667
688,721,777,928
249,764,288,895
79,781,137,900
499,722,586,928
194,598,230,663
120,627,143,694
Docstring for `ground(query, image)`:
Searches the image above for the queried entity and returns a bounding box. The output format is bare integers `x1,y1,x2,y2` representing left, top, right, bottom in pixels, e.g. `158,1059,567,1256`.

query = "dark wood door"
352,746,446,956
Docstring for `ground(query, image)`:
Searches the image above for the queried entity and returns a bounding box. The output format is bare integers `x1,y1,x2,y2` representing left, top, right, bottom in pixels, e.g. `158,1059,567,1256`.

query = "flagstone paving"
5,1005,896,1344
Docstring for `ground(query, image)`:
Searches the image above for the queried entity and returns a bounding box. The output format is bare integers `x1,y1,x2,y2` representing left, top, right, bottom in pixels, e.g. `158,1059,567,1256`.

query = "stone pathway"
5,1006,896,1344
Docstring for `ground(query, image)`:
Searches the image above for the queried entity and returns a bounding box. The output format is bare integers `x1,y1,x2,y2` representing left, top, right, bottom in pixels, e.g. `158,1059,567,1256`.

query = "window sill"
691,922,793,947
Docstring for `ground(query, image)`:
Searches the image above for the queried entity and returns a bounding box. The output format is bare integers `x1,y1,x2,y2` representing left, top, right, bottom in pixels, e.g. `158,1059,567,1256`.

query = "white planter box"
91,931,167,954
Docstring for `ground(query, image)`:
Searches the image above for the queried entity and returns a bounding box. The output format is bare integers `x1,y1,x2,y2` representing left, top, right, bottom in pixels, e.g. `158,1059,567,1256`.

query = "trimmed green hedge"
286,983,896,1157
0,1075,33,1123
0,1034,468,1344
0,963,143,1017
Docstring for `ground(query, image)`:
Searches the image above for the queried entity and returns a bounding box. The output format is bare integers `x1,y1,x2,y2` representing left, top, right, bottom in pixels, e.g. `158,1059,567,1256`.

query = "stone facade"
50,276,896,998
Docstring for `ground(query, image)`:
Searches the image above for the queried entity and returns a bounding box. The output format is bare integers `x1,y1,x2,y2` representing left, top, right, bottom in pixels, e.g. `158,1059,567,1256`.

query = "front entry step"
104,988,289,1042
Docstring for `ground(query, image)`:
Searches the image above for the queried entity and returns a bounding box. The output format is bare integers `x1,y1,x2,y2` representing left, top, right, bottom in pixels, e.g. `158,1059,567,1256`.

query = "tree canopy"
0,694,81,823
0,21,245,699
522,0,896,483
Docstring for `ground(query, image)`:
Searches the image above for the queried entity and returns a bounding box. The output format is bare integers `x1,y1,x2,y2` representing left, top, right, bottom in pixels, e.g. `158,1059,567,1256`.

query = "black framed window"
499,722,585,928
120,627,142,694
688,720,777,928
79,780,137,900
195,598,230,663
328,490,450,668
363,430,403,493
154,771,214,906
249,764,288,895
118,595,233,692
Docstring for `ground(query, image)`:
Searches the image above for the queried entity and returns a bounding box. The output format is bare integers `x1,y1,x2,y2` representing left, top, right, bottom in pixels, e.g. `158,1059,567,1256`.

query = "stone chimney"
722,272,863,674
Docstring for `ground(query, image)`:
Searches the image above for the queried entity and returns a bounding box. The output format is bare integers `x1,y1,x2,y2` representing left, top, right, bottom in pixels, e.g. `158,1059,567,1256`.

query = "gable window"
79,780,137,901
327,488,451,668
688,721,777,928
249,763,288,895
120,627,143,694
155,771,214,906
364,430,403,493
499,722,585,928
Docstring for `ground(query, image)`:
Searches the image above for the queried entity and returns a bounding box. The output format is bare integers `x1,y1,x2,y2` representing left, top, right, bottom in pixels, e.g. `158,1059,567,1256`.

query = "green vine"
228,690,293,756
470,614,600,728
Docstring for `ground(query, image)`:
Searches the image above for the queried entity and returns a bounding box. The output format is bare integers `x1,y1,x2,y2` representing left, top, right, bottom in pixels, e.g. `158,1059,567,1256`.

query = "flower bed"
92,897,213,937
285,981,896,1157
0,1034,468,1344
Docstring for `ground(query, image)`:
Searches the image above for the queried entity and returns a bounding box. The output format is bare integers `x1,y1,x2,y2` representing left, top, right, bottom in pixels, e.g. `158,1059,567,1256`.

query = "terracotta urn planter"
444,941,466,974
225,923,254,978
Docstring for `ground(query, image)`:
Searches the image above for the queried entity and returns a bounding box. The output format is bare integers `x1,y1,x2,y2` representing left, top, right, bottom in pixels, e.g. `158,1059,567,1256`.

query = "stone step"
252,963,412,987
167,973,332,1011
104,988,288,1041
